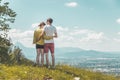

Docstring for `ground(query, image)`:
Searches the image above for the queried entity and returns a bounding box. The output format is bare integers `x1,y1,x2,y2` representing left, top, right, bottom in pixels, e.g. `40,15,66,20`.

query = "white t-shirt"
44,25,57,43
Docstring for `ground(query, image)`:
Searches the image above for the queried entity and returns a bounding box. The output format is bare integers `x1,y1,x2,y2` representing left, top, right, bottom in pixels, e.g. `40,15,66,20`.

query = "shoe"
33,63,37,67
46,65,50,69
51,66,55,70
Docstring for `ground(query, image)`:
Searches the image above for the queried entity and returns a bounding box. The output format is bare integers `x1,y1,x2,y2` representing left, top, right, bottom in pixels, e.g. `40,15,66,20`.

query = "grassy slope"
0,64,118,80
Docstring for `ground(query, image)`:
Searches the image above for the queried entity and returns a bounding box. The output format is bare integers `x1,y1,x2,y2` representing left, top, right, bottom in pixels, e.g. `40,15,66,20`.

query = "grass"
0,64,118,80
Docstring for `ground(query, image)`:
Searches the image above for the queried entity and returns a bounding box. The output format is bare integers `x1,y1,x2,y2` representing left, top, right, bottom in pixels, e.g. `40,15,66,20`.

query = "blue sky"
4,0,120,51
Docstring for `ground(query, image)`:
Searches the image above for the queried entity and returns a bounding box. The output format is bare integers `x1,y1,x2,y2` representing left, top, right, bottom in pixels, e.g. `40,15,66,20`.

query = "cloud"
87,32,104,40
8,29,34,47
113,32,120,42
32,23,39,28
57,26,105,41
114,38,120,42
56,26,107,49
8,26,120,51
116,18,120,24
56,26,120,51
9,26,106,49
65,2,78,7
118,32,120,35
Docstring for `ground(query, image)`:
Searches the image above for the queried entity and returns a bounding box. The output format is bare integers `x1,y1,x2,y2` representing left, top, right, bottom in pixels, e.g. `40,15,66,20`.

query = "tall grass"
0,64,118,80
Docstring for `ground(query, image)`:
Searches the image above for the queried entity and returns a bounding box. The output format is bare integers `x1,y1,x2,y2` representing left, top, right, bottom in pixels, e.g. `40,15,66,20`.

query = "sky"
3,0,120,51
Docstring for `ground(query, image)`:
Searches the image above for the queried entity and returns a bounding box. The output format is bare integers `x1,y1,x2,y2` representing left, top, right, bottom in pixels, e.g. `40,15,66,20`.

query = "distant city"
56,56,120,76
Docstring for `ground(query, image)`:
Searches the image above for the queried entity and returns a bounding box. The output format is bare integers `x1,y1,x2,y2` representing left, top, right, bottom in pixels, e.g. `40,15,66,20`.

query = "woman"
33,22,52,66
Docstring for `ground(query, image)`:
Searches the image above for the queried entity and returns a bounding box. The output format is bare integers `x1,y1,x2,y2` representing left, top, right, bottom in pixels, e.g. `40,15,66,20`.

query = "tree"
9,46,22,64
0,0,16,63
9,46,33,65
0,0,16,38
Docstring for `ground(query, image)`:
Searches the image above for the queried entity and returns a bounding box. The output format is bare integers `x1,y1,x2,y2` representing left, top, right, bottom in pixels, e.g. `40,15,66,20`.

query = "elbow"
54,35,58,38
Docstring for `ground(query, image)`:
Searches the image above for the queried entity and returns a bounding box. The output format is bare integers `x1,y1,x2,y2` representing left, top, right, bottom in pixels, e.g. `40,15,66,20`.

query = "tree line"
0,0,32,65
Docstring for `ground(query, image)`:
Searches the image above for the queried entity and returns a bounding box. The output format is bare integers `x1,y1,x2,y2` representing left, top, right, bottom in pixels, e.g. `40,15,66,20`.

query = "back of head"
47,18,53,24
39,22,46,27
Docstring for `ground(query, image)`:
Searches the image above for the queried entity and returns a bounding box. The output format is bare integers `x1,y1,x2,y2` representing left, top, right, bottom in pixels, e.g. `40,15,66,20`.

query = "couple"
33,18,57,68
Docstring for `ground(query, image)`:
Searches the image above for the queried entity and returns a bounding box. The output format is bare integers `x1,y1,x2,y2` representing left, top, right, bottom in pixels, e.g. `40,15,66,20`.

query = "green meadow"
0,64,118,80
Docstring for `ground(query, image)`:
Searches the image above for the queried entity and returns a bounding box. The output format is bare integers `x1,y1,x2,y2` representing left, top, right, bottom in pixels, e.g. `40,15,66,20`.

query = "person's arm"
41,27,53,40
53,27,58,38
44,32,53,40
53,32,58,38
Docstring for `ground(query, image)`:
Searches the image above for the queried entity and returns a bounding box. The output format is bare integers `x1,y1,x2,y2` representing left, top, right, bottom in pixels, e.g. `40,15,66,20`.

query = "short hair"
39,22,46,26
47,18,53,23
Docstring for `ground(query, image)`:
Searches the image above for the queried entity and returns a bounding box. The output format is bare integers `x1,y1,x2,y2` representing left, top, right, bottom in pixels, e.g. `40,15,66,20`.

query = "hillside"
0,64,118,80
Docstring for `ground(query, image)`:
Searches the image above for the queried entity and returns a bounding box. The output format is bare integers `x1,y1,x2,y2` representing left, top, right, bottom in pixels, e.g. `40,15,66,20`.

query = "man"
42,18,57,68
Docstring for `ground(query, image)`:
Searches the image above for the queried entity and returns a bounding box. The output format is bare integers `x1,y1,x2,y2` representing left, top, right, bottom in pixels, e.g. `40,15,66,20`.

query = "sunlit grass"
0,64,118,80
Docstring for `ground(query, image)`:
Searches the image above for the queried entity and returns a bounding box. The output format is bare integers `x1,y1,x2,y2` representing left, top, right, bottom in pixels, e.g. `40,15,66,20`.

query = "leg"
46,53,49,66
40,49,44,66
36,48,40,65
50,43,55,67
44,43,49,67
51,54,55,67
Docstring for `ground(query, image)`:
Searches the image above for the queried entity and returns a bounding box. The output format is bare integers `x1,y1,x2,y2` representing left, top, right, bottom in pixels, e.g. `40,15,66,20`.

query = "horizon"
15,42,120,53
3,0,120,51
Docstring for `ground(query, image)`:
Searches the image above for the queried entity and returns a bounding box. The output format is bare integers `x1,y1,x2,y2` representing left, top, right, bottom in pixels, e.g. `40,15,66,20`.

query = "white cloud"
32,23,39,28
87,32,104,40
118,32,120,35
8,26,120,51
65,2,78,7
57,26,68,32
116,18,120,24
113,32,120,42
114,38,120,42
55,26,120,51
55,26,108,49
57,26,105,41
8,29,34,47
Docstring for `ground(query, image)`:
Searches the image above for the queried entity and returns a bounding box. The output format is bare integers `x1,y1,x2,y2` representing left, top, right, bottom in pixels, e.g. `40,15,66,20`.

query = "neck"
39,27,42,29
47,23,51,25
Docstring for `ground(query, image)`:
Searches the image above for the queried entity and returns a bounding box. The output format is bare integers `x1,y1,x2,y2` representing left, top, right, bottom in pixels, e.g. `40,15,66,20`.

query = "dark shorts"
44,43,54,54
36,44,44,49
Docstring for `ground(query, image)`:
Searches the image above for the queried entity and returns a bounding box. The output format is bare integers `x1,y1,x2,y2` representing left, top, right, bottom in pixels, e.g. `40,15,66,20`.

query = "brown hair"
39,22,46,26
47,18,53,23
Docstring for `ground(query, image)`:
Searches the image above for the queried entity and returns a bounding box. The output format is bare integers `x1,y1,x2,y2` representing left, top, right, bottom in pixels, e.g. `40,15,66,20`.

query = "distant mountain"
15,42,36,60
14,42,120,60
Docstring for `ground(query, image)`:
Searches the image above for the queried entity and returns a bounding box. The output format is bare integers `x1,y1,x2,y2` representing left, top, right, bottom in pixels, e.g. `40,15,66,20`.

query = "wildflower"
24,71,27,74
74,77,80,80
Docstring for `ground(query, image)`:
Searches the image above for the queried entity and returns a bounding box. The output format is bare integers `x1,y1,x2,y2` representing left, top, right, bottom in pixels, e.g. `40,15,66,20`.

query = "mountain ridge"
14,42,120,60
